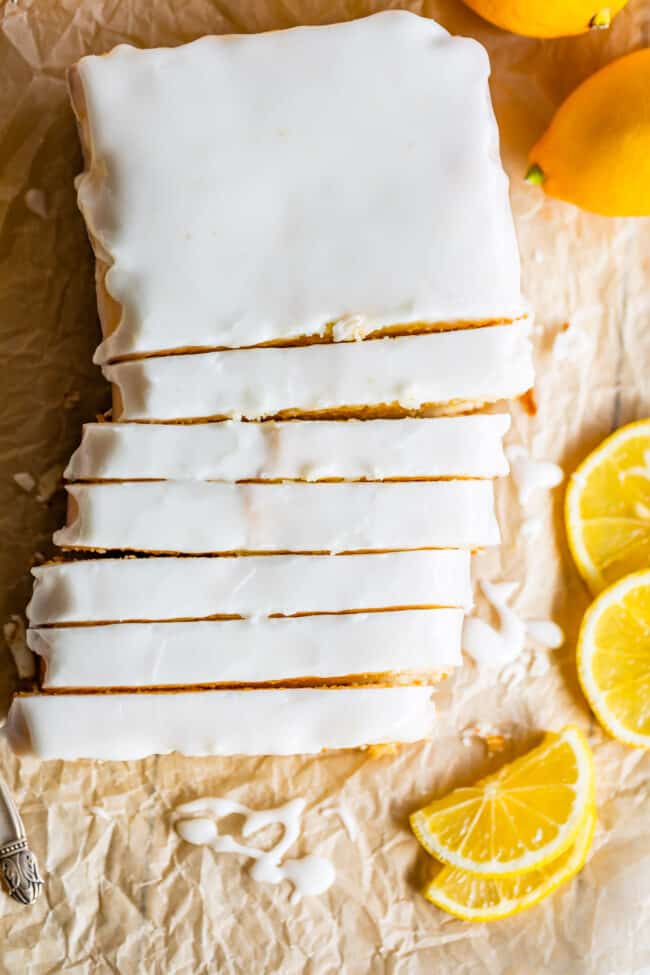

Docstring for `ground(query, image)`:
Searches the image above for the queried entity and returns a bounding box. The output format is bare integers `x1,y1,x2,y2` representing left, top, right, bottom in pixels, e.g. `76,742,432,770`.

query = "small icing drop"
463,581,564,670
507,445,564,506
552,323,589,362
173,796,335,901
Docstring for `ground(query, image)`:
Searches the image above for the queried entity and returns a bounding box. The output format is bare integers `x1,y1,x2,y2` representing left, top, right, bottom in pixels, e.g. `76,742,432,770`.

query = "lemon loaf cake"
69,12,526,364
8,13,531,759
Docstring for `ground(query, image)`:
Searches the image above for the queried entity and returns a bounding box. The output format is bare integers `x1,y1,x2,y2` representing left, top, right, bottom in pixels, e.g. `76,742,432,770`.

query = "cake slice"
27,551,472,625
29,609,463,689
64,415,510,482
69,12,525,364
7,687,436,759
106,325,533,422
54,480,499,553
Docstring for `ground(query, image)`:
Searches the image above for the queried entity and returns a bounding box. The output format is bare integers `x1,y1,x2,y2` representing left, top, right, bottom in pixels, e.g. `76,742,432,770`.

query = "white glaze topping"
65,415,511,482
27,550,471,625
72,12,524,363
30,609,463,689
54,480,499,553
174,797,335,903
7,687,435,759
105,325,533,421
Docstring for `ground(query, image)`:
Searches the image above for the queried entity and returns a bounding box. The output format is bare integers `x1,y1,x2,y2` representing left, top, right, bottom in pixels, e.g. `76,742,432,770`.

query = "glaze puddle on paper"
506,445,564,506
463,580,564,669
174,797,335,903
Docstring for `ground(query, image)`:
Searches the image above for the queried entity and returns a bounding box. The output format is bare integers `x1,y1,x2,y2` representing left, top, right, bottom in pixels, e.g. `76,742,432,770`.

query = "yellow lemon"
566,419,650,594
423,808,596,921
410,726,594,876
578,570,650,747
527,49,650,216
462,1,627,37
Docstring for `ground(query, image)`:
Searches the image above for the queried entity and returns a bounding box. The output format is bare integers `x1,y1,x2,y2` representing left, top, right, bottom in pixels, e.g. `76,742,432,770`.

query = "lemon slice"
578,569,650,747
410,726,594,876
566,419,650,594
423,808,596,922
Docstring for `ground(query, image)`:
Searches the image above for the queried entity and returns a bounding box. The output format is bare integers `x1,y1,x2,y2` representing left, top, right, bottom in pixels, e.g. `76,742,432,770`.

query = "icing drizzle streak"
173,797,335,903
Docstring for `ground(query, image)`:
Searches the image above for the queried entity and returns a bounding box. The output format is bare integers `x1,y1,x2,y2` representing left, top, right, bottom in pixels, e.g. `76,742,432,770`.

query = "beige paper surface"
1,1,650,971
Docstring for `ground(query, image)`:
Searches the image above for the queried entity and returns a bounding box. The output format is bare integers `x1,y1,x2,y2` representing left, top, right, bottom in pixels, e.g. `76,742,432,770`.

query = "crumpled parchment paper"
0,1,649,971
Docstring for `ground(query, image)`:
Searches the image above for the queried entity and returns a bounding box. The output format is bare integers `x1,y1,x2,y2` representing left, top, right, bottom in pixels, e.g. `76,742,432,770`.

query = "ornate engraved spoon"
0,777,42,905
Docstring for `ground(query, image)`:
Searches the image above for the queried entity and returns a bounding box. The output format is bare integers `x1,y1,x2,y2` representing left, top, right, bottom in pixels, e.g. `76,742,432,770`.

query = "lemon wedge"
410,726,594,876
566,419,650,594
423,808,596,921
578,570,650,748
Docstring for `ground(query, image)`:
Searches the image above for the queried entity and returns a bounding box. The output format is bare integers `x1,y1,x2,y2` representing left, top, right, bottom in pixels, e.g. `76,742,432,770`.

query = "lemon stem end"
525,163,546,187
590,8,611,29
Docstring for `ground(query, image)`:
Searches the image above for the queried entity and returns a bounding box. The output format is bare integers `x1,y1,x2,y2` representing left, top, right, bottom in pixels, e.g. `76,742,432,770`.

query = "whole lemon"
462,1,628,37
527,48,650,217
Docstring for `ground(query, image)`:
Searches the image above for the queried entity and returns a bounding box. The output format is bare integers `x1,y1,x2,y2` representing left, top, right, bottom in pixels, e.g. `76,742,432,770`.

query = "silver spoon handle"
0,777,43,905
